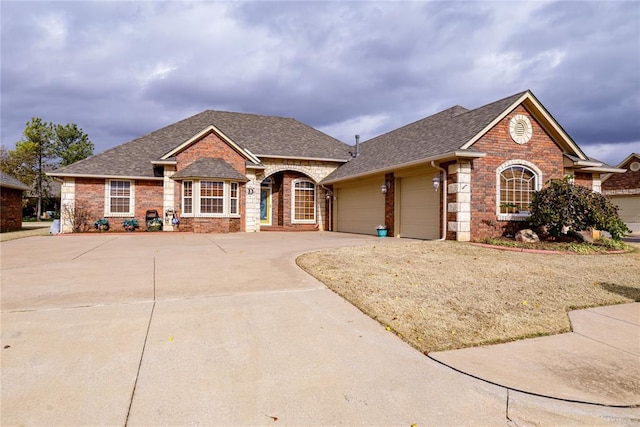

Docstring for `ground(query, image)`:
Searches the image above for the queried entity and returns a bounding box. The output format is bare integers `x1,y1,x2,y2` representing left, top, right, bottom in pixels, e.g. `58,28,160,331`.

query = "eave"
46,172,163,181
256,154,350,163
322,150,486,185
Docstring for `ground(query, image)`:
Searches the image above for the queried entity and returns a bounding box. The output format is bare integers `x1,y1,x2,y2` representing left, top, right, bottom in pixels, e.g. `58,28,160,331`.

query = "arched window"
496,161,541,218
292,180,316,223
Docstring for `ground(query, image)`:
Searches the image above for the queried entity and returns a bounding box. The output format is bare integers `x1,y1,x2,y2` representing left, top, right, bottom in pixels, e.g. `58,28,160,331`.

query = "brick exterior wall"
176,133,247,174
384,172,395,235
1,187,24,232
602,156,640,195
467,106,566,240
74,178,163,231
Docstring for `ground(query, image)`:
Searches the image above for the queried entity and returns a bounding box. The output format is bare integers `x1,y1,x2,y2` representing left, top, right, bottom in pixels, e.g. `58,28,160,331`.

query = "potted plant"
147,217,163,232
376,224,388,237
93,217,110,232
122,218,139,232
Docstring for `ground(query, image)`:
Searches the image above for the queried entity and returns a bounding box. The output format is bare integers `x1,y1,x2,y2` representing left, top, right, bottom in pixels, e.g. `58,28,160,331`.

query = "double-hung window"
292,180,316,223
230,182,239,215
107,179,133,216
200,181,224,214
180,180,240,217
182,181,193,214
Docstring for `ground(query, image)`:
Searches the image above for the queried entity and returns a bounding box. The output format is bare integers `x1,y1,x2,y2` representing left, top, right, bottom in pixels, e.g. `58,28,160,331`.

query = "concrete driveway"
1,232,637,426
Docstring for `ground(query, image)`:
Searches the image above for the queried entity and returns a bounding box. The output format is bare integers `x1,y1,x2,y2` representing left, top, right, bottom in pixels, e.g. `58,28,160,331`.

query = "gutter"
431,161,448,241
322,150,485,185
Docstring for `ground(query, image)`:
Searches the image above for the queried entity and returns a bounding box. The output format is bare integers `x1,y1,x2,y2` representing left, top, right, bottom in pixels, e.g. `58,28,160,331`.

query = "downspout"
320,184,333,231
431,161,447,241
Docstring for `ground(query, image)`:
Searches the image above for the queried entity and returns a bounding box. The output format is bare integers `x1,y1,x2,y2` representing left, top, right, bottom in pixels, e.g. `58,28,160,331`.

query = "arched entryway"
259,170,325,231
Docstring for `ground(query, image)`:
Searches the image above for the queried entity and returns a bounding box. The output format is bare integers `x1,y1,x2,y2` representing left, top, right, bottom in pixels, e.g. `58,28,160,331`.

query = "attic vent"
630,161,640,172
509,114,533,145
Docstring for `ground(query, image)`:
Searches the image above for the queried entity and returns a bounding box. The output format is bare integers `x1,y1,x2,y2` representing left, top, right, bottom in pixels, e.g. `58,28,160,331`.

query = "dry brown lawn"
297,239,640,353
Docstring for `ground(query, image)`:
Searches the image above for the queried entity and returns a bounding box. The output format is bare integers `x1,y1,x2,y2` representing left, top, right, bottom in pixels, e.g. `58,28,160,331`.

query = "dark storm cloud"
1,1,638,167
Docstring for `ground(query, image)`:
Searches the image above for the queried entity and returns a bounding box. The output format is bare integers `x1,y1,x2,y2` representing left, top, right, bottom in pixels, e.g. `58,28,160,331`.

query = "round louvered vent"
509,114,533,144
630,161,640,172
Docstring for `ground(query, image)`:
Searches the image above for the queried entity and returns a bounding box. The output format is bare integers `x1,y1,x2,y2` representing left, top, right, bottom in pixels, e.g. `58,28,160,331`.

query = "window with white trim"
200,181,224,214
292,180,316,223
180,180,241,217
230,182,239,215
182,181,193,214
107,179,134,216
497,163,540,218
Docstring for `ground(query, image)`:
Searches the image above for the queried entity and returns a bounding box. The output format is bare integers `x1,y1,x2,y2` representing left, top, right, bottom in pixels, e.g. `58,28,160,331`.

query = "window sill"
497,213,530,222
292,220,316,224
106,212,134,217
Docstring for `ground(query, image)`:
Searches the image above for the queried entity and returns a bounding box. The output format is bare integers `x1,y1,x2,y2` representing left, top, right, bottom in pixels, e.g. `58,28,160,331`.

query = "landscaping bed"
297,239,640,353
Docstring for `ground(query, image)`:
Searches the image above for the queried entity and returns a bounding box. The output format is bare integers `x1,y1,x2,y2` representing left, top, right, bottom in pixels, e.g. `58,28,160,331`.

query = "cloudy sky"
2,1,639,166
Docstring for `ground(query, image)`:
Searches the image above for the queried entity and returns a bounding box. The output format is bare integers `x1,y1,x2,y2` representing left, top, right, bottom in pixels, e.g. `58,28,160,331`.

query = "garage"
608,195,640,224
335,179,385,235
398,174,440,239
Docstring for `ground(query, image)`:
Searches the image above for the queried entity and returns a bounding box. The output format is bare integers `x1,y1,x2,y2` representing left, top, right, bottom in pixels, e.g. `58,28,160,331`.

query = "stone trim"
447,161,472,241
60,178,75,233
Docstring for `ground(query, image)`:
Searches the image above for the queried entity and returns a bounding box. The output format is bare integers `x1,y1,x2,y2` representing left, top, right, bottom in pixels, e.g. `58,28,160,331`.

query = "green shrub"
529,177,630,241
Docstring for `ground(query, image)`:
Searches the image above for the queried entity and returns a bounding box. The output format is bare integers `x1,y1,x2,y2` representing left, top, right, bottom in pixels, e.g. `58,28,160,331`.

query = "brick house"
1,171,30,232
49,90,623,240
49,111,351,233
322,90,623,241
602,153,640,232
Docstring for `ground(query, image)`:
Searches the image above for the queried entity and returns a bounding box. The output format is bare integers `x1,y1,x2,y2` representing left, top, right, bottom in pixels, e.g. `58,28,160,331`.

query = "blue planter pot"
377,229,387,237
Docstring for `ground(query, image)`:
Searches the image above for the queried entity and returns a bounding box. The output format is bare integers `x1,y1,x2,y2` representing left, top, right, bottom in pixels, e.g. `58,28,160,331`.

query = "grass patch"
297,239,640,353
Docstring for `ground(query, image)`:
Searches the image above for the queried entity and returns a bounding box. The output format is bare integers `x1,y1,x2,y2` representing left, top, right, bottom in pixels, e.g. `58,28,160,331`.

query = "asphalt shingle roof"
0,171,30,190
171,158,249,181
51,111,352,178
322,91,527,183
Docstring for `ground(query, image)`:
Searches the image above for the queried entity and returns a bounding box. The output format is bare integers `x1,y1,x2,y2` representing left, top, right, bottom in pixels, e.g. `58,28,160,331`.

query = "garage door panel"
399,175,439,239
609,196,640,223
336,182,384,235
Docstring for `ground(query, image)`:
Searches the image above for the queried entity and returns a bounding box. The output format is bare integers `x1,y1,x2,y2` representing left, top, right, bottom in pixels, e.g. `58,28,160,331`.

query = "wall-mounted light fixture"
432,174,441,191
381,183,388,194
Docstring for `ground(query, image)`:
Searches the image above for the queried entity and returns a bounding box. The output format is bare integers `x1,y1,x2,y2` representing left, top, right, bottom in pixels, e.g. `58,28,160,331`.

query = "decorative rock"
515,229,539,243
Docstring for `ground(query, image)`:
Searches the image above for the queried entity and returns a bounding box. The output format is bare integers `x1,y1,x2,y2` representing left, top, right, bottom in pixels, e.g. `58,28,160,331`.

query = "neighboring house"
0,171,30,232
602,153,640,233
322,90,623,241
49,90,623,240
49,111,351,233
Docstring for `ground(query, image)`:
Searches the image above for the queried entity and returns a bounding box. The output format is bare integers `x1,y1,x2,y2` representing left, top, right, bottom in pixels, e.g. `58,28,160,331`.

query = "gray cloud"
1,1,638,167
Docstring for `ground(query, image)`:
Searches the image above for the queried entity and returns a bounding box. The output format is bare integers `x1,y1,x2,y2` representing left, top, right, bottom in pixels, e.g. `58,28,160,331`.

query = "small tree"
61,201,92,232
529,176,630,241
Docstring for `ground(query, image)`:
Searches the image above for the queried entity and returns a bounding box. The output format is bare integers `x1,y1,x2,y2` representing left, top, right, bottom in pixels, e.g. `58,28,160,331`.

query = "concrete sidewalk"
429,303,640,406
1,232,639,426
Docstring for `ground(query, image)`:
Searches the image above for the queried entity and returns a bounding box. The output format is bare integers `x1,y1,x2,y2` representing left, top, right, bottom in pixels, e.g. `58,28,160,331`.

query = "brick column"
384,172,395,235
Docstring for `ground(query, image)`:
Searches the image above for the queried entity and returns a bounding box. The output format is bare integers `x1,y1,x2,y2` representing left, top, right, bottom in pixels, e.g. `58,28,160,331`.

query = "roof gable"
161,125,260,164
461,91,588,160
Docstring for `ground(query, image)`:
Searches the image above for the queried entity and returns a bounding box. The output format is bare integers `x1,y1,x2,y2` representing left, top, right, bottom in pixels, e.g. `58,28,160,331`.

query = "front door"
260,187,272,225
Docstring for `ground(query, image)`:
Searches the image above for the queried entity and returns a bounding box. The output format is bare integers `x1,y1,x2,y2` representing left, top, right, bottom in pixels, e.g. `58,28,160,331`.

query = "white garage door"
336,181,384,235
609,195,640,223
399,174,440,239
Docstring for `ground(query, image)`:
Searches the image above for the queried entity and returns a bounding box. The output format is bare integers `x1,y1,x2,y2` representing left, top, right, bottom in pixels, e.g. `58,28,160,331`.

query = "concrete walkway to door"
1,232,638,426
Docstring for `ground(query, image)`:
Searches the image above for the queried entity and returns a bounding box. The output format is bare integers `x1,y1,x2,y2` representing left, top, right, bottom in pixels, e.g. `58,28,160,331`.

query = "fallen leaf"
168,336,174,342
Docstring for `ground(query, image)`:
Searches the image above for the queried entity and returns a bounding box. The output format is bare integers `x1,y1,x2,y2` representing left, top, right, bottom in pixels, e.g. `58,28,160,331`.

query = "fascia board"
255,154,350,163
46,172,163,180
322,150,486,185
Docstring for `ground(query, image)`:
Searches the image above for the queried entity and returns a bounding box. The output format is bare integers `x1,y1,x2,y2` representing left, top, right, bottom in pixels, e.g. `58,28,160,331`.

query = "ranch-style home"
49,90,623,240
602,153,640,232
